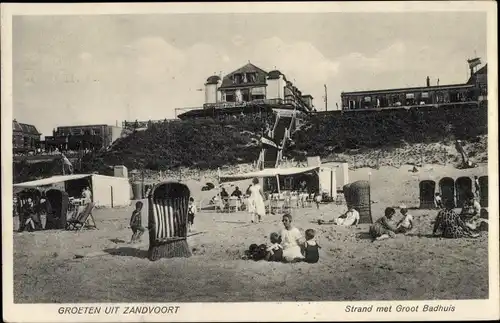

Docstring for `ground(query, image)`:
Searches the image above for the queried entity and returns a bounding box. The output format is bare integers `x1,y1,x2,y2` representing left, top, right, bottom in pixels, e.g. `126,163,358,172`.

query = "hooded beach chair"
66,202,97,231
148,181,191,261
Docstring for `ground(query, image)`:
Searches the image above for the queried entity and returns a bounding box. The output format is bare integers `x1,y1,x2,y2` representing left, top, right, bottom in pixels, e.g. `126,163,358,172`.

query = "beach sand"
13,164,489,302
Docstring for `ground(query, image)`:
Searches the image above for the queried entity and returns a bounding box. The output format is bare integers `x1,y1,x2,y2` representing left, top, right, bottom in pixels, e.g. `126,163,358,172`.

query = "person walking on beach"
129,201,145,243
248,177,266,223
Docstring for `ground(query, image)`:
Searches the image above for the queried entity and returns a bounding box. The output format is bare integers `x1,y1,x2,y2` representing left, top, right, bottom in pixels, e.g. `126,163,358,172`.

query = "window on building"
226,94,235,102
232,74,243,84
246,73,257,83
284,177,293,190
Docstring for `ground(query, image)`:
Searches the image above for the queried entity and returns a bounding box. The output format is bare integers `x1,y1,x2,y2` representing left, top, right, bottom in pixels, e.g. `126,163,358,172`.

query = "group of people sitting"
314,188,486,243
433,190,487,238
17,186,93,232
368,205,414,241
213,186,247,211
244,214,320,264
368,190,486,241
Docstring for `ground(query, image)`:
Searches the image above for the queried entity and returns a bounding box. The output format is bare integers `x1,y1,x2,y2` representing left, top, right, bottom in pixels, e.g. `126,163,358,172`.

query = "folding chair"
228,197,239,213
66,203,97,231
216,198,229,213
275,198,286,214
289,195,298,208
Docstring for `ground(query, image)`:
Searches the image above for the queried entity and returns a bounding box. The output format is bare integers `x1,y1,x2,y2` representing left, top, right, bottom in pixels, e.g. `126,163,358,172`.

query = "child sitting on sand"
303,229,320,263
434,192,443,209
129,201,145,243
265,232,283,262
396,204,413,234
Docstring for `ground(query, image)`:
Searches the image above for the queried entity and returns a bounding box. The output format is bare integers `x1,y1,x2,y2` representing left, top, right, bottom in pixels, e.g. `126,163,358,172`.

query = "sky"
12,12,487,136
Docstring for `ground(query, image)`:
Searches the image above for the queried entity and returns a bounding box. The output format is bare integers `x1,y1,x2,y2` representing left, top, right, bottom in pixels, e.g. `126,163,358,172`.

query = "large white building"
203,62,314,110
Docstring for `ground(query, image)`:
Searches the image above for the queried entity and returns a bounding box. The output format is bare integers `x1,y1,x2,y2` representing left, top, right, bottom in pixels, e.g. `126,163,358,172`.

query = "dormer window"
232,74,243,84
247,73,257,83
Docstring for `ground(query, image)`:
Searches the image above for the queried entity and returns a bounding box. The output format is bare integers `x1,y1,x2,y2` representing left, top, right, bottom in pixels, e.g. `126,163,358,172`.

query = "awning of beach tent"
219,166,320,183
14,174,130,208
13,174,91,188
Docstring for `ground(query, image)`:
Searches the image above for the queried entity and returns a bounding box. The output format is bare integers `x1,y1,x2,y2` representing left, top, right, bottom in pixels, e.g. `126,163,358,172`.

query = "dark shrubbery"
81,117,268,171
289,104,487,158
13,160,61,183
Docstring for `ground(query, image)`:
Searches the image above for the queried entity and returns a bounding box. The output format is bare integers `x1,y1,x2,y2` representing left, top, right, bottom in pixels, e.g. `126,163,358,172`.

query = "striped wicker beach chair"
148,181,191,261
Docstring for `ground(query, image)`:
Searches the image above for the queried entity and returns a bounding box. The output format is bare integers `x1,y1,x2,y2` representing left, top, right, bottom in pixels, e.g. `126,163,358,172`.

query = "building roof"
57,124,109,129
219,63,268,89
467,64,488,85
13,173,129,188
14,174,91,187
341,83,474,97
177,103,276,119
267,70,283,80
302,94,314,99
12,120,41,135
205,75,221,85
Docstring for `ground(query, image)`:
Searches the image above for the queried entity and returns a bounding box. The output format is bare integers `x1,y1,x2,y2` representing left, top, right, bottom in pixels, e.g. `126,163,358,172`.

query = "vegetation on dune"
290,104,487,157
13,104,488,183
81,118,268,172
13,160,62,184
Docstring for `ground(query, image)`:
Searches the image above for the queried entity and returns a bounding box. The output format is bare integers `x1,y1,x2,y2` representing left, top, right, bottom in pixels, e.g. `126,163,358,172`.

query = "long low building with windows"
44,124,122,152
340,59,487,111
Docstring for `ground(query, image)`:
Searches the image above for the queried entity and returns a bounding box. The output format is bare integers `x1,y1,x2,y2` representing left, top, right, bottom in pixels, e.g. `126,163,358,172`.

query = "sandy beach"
13,164,489,303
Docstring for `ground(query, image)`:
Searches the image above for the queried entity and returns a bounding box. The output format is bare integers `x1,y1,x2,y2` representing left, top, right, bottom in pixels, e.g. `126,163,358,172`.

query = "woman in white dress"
280,213,305,262
248,177,266,223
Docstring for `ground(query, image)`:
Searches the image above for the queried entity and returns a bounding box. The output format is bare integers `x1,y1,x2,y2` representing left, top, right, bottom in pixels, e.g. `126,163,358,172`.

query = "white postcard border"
1,2,498,322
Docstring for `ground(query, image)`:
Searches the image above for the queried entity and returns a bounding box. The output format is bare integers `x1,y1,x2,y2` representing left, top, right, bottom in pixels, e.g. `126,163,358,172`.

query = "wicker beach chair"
148,181,191,261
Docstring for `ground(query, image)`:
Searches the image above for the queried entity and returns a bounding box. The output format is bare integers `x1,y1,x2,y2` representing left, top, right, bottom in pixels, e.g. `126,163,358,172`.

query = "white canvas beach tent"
219,166,336,198
14,174,131,208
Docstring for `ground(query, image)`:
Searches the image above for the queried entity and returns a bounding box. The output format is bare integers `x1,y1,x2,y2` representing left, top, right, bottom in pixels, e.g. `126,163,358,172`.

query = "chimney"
426,76,430,87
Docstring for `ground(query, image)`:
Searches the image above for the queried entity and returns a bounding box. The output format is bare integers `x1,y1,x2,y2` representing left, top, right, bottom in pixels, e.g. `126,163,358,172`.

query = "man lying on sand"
317,206,359,227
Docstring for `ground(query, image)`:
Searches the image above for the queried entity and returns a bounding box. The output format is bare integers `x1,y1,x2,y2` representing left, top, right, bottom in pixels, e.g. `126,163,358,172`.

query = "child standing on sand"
188,197,197,232
129,201,145,243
